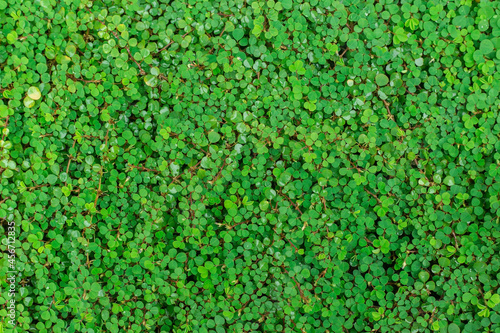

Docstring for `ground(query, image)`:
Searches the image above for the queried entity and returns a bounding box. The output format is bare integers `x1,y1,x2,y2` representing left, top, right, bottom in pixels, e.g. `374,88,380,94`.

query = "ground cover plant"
1,0,500,332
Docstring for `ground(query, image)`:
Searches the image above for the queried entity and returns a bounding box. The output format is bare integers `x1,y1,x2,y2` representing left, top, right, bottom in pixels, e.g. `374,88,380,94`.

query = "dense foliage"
1,0,500,332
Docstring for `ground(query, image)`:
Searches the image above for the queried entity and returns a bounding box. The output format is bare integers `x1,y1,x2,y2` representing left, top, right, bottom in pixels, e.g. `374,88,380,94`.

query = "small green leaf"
418,270,430,283
27,86,41,100
375,74,389,86
232,29,245,41
208,131,220,143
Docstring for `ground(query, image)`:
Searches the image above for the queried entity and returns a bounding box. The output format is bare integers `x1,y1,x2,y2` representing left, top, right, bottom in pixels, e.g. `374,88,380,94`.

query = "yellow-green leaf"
28,86,41,100
24,96,35,108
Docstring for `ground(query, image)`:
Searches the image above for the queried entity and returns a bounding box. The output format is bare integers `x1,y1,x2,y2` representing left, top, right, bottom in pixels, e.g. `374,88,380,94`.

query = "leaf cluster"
0,0,500,332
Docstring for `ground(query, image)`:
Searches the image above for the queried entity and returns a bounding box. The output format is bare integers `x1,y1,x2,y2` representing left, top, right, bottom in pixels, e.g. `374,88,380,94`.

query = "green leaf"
281,0,293,10
375,74,389,86
112,304,123,314
448,323,460,333
208,131,220,143
443,176,455,186
27,86,41,100
232,29,245,41
24,96,35,108
418,271,430,283
144,75,158,87
7,31,18,44
480,39,494,54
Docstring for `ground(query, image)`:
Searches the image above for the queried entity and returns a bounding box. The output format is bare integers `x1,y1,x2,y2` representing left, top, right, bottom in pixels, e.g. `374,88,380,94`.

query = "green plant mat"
1,0,500,332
